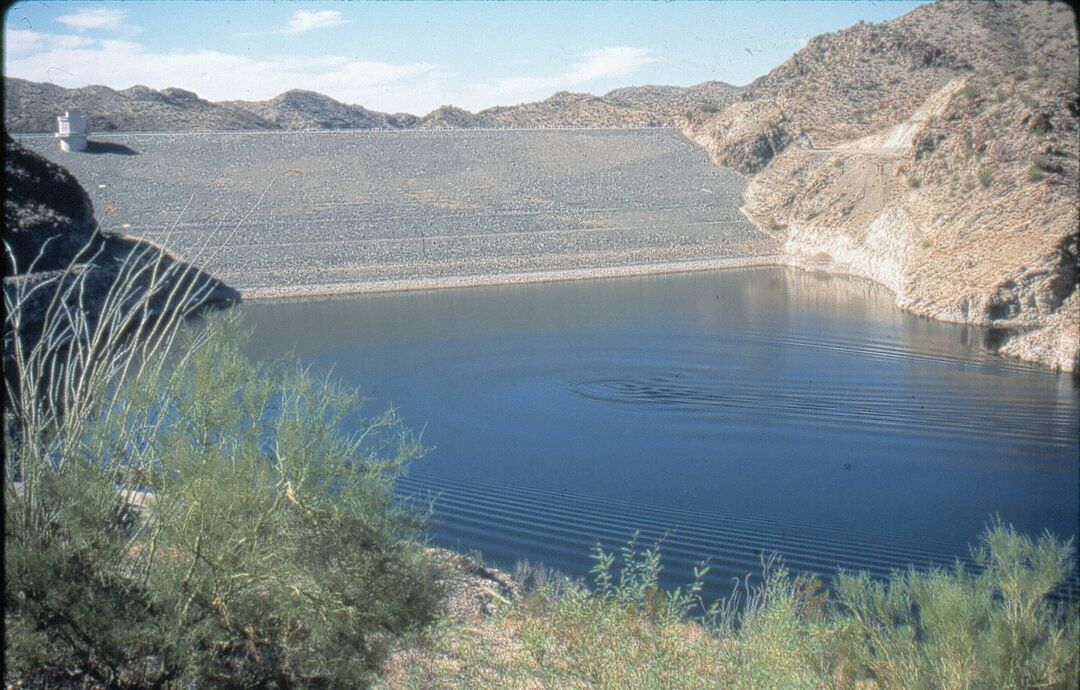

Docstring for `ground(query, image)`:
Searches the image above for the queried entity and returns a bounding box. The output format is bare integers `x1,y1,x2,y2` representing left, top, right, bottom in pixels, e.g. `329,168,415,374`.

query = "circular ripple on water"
570,372,1074,449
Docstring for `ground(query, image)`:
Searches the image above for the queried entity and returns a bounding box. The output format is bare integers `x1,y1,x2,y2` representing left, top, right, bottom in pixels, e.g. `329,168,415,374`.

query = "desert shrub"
700,102,720,114
1028,164,1047,182
907,175,922,188
1031,154,1062,177
979,169,994,188
511,537,724,689
837,521,1078,690
718,572,841,690
5,248,438,688
383,525,1078,690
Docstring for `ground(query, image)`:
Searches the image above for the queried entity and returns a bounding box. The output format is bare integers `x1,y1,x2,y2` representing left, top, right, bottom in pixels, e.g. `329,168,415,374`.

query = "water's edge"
235,257,1059,374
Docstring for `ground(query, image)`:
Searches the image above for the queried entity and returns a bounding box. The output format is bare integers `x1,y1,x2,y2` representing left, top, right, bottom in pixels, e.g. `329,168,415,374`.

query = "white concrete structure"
56,110,88,152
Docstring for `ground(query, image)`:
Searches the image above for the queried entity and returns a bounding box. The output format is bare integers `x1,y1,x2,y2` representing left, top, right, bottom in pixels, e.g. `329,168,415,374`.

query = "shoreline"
228,253,1026,332
231,254,785,302
227,255,1077,374
231,253,1035,333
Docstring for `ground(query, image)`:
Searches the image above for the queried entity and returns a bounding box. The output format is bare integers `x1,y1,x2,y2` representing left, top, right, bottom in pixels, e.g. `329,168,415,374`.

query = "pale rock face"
781,206,913,295
737,81,1079,371
999,293,1080,372
689,0,1080,373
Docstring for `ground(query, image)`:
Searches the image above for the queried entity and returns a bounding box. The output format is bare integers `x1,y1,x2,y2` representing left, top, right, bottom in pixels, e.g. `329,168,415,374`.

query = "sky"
5,1,926,115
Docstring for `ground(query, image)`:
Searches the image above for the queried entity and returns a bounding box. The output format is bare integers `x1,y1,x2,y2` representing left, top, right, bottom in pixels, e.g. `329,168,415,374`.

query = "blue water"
239,268,1079,597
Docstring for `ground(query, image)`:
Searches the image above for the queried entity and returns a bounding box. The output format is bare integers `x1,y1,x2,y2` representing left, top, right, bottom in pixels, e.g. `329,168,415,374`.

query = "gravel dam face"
17,129,778,296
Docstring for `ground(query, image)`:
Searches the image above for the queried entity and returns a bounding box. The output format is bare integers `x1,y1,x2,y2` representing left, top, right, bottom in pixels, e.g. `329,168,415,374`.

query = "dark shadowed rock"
3,133,239,381
4,134,101,274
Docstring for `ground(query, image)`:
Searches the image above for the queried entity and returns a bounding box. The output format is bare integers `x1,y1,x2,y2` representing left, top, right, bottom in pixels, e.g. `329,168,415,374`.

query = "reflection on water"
240,268,1079,597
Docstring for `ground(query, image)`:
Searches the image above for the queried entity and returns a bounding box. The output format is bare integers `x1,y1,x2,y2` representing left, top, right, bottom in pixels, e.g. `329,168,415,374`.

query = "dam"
16,128,778,297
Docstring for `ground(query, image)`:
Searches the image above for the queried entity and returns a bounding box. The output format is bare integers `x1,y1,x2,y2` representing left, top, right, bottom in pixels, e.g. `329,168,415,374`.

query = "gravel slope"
15,129,778,298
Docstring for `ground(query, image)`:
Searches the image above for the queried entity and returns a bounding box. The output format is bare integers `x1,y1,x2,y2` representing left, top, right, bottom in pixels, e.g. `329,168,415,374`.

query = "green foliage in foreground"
384,528,1079,690
5,315,439,688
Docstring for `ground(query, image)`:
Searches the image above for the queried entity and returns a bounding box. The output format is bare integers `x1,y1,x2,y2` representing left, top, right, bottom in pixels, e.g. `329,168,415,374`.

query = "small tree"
5,236,439,687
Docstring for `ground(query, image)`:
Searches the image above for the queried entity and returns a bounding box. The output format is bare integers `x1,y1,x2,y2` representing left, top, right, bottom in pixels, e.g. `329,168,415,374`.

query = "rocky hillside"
222,89,420,130
606,82,741,121
4,78,276,133
473,82,739,128
684,0,1079,371
5,78,734,132
477,91,654,128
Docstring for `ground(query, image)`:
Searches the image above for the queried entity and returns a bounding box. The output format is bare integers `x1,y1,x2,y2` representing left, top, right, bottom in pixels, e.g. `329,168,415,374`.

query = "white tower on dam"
55,111,88,152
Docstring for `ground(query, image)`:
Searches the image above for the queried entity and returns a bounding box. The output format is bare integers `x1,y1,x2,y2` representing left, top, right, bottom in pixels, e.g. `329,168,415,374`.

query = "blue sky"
5,1,925,115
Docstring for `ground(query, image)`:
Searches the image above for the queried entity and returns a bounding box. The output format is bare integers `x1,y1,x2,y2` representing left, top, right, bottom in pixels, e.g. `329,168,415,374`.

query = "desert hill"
682,0,1078,371
683,0,1077,172
221,89,420,130
4,77,735,132
4,78,275,132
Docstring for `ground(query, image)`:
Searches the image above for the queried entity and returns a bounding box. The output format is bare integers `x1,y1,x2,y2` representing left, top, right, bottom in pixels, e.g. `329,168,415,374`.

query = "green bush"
386,527,1079,689
979,169,994,188
511,536,724,689
907,175,922,189
5,285,439,687
837,521,1078,690
766,216,787,232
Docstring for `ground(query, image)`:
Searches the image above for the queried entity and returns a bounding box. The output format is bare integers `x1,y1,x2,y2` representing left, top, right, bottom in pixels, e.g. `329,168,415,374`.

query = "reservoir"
18,129,1075,596
240,267,1080,597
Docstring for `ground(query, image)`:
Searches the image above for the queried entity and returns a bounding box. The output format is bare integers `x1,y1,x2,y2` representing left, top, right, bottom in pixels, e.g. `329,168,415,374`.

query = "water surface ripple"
240,268,1079,599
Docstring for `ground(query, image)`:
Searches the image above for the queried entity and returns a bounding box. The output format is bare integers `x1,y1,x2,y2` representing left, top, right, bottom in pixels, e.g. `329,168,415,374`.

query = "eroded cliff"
683,0,1079,371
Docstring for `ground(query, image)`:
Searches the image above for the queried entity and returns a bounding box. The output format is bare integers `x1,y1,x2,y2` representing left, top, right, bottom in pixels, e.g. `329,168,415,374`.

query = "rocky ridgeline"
221,89,421,130
4,77,736,133
684,0,1079,371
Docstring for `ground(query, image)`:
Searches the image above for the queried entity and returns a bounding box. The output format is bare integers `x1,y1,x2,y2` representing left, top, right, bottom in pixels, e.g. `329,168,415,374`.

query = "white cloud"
286,10,347,33
5,29,45,54
56,7,127,31
567,47,656,82
3,31,449,113
469,46,657,105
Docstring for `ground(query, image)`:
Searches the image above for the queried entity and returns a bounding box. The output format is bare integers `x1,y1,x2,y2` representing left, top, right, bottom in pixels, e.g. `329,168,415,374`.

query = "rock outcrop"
685,0,1079,372
3,137,239,370
4,133,102,273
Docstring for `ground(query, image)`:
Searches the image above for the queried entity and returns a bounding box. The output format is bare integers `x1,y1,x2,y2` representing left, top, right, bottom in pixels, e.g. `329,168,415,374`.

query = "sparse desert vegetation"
384,525,1080,689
